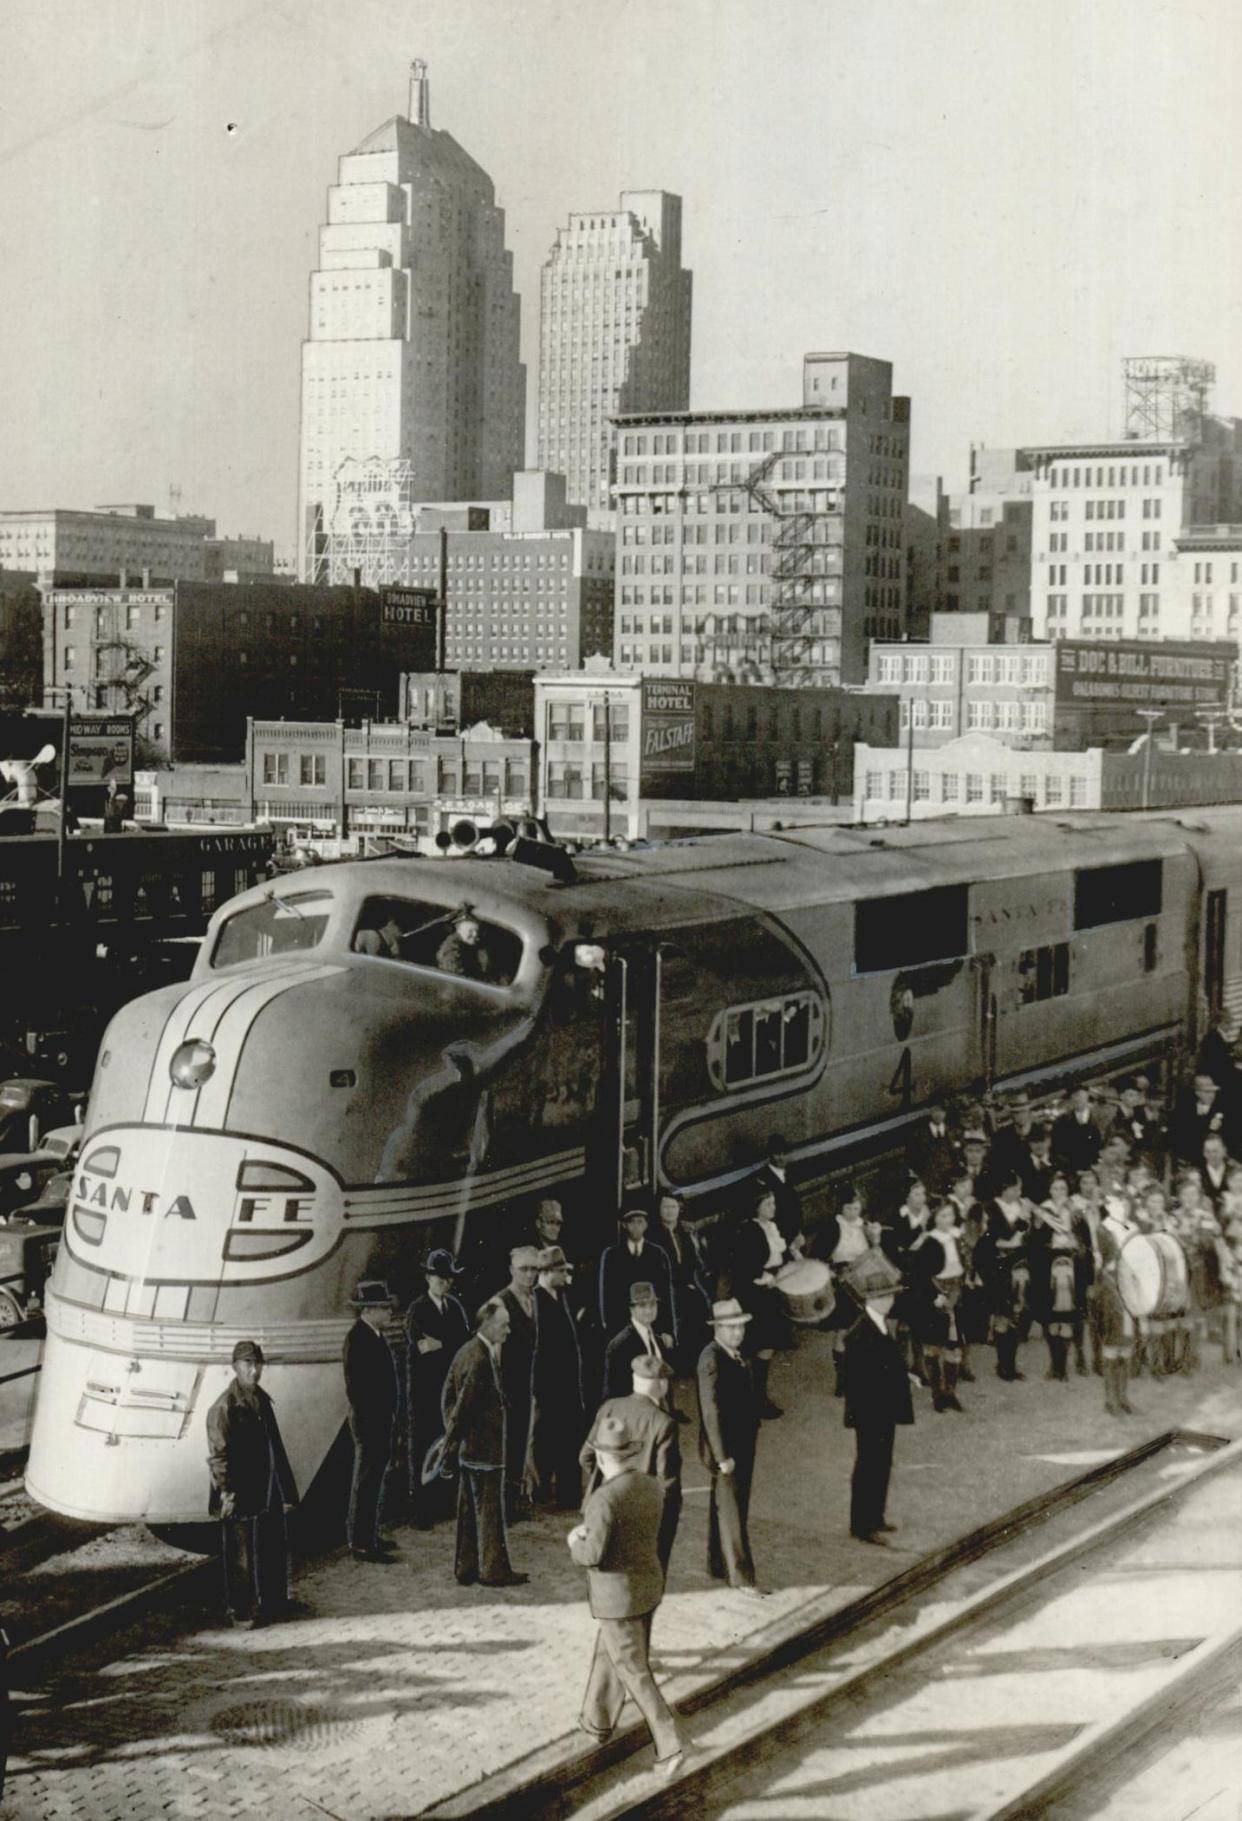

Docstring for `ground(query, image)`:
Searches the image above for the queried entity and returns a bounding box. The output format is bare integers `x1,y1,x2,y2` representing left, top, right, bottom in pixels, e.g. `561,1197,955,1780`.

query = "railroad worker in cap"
440,1296,528,1587
602,1279,677,1402
206,1340,298,1627
598,1207,675,1351
697,1298,765,1596
499,1245,541,1521
568,1413,686,1776
343,1282,401,1562
531,1245,587,1509
838,1249,913,1545
405,1250,470,1528
435,903,497,982
582,1354,682,1571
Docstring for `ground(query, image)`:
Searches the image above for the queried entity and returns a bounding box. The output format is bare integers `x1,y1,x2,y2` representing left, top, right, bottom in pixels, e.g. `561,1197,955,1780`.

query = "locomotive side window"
1018,941,1070,1004
1073,859,1162,929
853,885,969,975
710,991,824,1090
211,891,332,968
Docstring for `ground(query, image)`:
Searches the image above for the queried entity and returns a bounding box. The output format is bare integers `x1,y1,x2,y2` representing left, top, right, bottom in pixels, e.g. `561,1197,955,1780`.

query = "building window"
347,758,364,790
965,772,983,803
300,754,326,787
262,752,289,786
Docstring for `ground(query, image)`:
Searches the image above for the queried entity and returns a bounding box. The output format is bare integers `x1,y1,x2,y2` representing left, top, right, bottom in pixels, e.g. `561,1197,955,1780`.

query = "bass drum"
774,1257,834,1325
1117,1232,1188,1319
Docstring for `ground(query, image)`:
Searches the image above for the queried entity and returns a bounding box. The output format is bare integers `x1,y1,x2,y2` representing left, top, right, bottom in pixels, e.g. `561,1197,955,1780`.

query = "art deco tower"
537,192,692,513
297,62,525,579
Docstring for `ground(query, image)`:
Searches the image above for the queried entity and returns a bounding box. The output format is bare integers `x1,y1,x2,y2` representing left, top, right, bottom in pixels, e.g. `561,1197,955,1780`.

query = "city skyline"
2,0,1240,556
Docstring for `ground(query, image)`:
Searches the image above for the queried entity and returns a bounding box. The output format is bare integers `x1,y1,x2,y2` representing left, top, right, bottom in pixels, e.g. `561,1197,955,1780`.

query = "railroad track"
420,1427,1239,1821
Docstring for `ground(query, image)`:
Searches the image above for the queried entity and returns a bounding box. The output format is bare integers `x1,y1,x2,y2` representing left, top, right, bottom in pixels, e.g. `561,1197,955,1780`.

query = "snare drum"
774,1257,834,1324
1118,1233,1188,1320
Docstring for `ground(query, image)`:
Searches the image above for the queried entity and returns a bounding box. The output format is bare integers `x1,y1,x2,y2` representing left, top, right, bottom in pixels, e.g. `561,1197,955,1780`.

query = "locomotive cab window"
352,896,521,987
211,890,333,968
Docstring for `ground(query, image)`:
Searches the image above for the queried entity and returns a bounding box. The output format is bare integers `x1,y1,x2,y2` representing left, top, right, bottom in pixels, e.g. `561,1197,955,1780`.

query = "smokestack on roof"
408,58,430,128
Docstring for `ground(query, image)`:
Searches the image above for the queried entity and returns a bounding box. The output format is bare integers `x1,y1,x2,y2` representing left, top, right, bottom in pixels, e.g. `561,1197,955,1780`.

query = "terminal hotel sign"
640,679,696,777
1055,640,1232,711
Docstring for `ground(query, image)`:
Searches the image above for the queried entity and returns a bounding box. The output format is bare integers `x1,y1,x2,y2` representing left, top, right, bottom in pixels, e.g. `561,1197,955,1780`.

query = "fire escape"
89,600,156,732
709,451,843,688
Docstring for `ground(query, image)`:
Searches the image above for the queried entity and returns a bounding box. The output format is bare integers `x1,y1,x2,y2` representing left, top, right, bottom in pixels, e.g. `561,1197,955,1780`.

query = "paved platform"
4,1335,1241,1821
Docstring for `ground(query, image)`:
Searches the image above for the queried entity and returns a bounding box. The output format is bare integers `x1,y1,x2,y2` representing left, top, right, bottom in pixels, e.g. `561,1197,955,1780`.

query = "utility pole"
1197,707,1227,755
902,701,915,825
53,684,75,889
1136,708,1163,810
602,687,612,841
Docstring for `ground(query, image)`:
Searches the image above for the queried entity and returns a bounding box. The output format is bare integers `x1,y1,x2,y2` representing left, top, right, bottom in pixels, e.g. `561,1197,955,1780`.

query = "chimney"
408,58,430,127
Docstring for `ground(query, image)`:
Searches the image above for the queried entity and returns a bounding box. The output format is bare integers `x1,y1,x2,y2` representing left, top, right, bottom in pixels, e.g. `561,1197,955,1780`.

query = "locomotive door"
595,944,662,1214
1204,889,1227,1023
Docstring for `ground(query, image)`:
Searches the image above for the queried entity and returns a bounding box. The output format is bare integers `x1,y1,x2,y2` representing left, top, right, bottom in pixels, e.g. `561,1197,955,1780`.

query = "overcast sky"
2,0,1239,559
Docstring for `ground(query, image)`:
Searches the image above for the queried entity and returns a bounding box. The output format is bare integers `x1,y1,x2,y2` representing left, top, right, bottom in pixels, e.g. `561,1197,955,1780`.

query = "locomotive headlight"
170,1039,217,1089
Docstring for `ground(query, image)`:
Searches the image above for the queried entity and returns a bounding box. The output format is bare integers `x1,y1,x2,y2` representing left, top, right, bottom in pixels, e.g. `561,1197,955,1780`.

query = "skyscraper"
297,62,525,581
537,191,692,514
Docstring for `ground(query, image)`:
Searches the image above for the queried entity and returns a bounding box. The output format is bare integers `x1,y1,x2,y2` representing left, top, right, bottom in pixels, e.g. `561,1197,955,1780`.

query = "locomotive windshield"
211,890,333,968
351,895,522,986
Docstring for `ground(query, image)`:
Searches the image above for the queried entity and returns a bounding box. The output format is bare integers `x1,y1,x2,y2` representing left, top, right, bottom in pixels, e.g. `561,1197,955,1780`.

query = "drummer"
726,1183,796,1420
815,1182,873,1396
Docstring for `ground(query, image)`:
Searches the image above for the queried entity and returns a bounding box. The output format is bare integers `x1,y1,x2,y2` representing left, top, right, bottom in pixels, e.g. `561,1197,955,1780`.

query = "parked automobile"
0,1080,72,1155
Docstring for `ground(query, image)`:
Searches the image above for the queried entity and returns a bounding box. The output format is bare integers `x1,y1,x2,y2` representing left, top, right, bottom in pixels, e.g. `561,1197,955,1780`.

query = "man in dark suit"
405,1249,471,1527
697,1298,765,1596
1171,1073,1227,1165
499,1245,540,1520
1051,1086,1103,1177
602,1280,674,1400
599,1208,675,1347
568,1413,685,1776
758,1138,807,1254
906,1101,960,1200
532,1245,587,1509
440,1297,528,1588
206,1339,299,1626
581,1354,682,1570
343,1281,401,1562
838,1250,914,1544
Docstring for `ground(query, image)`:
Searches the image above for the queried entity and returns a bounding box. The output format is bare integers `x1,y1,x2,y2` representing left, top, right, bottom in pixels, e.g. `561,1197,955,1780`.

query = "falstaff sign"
640,679,696,774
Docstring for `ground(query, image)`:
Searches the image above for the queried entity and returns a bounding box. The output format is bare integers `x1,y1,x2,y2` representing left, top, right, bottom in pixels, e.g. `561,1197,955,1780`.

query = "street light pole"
1136,708,1163,810
54,684,75,888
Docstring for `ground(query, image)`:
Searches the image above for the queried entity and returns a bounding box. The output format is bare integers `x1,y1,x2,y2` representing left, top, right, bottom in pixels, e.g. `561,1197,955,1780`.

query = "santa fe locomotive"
26,808,1242,1522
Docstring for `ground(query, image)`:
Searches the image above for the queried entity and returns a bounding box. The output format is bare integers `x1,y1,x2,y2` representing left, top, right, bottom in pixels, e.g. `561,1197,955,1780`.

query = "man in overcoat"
598,1208,675,1345
568,1413,685,1776
206,1338,299,1626
601,1280,674,1400
696,1297,765,1595
405,1249,470,1526
531,1244,587,1509
581,1353,682,1570
440,1297,528,1587
839,1248,914,1544
499,1244,540,1519
343,1280,401,1561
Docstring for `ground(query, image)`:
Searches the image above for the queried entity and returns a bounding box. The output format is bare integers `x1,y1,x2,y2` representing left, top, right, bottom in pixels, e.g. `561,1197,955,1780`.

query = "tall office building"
537,191,692,513
298,62,525,580
613,352,909,687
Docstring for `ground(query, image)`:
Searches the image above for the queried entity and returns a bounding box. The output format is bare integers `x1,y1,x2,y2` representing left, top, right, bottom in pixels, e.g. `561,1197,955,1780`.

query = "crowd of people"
203,1032,1242,1776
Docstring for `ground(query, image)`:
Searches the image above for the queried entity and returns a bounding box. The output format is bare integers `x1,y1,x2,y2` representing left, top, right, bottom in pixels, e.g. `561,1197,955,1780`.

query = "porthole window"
707,991,825,1092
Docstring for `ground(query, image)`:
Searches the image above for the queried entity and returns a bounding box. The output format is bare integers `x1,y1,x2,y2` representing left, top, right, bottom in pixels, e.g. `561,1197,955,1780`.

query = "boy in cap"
343,1281,401,1561
206,1339,299,1626
581,1353,682,1570
406,1250,470,1527
839,1249,914,1545
568,1414,686,1777
697,1298,765,1596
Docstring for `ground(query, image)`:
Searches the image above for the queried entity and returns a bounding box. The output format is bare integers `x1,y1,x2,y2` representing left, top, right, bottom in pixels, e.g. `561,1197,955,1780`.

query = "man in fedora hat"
441,1296,528,1587
839,1249,914,1545
599,1208,675,1351
568,1413,685,1777
343,1281,401,1562
581,1354,682,1571
206,1339,298,1627
697,1299,765,1596
532,1244,587,1509
602,1280,674,1401
405,1250,471,1527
